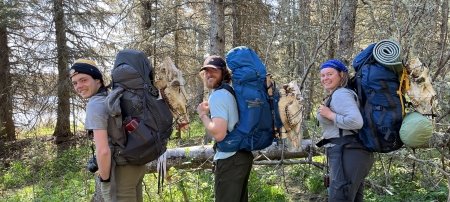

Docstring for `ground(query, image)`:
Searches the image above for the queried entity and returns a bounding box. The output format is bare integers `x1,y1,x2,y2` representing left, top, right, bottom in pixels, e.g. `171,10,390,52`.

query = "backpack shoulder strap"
216,82,236,98
95,86,108,96
214,82,237,134
397,67,409,117
325,87,358,137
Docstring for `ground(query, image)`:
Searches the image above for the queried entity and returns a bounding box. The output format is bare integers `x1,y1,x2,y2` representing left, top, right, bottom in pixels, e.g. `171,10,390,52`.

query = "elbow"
342,117,363,130
212,131,227,142
97,146,111,158
355,121,363,129
354,116,364,129
215,136,225,142
213,133,226,142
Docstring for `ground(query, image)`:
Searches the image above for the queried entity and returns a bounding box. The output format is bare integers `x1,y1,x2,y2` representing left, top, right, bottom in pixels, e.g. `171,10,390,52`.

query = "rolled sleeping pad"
373,39,403,74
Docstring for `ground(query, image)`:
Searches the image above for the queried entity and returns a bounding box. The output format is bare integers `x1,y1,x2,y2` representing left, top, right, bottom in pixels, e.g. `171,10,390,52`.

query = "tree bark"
433,0,449,81
337,0,357,63
297,0,314,137
53,0,73,145
174,0,180,67
231,0,241,48
209,0,225,55
203,0,225,144
0,9,15,141
327,0,339,59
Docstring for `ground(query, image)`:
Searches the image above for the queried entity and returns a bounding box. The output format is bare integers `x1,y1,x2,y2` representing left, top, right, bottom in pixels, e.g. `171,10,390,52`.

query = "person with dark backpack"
197,55,253,202
70,58,148,202
316,59,374,202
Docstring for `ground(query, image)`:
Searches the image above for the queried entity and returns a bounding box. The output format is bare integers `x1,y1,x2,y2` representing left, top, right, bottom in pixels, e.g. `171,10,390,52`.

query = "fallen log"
145,139,317,172
145,132,450,172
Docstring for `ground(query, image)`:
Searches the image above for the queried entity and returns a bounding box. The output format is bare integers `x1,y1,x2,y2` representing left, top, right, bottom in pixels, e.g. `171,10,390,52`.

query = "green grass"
0,120,290,201
167,117,209,148
1,121,448,201
0,140,93,201
365,152,448,202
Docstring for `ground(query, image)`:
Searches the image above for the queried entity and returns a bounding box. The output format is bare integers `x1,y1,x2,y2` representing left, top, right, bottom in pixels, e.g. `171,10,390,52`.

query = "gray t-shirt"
317,88,363,140
85,95,108,130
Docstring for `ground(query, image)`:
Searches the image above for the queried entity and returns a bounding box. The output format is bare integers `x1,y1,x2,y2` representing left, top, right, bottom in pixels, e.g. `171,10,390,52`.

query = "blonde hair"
339,71,349,87
74,59,97,67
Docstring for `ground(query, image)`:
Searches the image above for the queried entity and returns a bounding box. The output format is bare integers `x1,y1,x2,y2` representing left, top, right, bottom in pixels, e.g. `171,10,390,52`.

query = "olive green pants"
100,164,146,202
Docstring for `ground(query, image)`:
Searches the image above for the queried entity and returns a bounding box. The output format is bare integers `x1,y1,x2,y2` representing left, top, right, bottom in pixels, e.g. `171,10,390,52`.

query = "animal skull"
277,80,303,152
155,57,190,130
406,58,437,115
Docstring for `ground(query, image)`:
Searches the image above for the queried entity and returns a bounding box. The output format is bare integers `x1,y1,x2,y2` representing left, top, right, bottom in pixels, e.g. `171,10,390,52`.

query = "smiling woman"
316,59,373,202
319,59,349,93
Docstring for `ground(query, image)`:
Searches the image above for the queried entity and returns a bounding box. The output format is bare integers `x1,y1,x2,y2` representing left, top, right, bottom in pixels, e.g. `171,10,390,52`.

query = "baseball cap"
200,55,226,71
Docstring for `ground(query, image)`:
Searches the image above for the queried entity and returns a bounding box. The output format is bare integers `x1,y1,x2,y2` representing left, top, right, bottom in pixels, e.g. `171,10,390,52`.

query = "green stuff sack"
400,112,433,148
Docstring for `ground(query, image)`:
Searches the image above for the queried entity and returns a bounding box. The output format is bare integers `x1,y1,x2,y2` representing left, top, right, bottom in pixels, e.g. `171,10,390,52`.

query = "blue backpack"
350,43,406,153
216,46,282,152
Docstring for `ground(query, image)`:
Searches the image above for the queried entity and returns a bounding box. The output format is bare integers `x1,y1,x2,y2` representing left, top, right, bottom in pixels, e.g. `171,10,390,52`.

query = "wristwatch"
99,176,110,182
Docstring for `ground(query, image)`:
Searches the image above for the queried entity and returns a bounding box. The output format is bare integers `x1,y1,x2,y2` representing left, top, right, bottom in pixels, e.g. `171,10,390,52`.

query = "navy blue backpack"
351,43,405,153
216,46,282,152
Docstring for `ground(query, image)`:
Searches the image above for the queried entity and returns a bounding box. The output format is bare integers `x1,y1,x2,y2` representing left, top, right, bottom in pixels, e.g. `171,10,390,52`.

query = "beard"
206,77,221,89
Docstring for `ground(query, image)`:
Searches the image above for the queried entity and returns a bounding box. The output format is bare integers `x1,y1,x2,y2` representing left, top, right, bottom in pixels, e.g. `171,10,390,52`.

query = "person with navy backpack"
316,59,374,202
197,55,253,202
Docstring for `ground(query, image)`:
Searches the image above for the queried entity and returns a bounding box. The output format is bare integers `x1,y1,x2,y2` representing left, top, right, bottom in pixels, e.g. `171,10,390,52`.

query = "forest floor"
1,135,330,201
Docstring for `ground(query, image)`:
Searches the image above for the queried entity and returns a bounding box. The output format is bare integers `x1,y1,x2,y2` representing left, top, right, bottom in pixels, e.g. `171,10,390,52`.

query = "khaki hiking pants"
100,164,146,202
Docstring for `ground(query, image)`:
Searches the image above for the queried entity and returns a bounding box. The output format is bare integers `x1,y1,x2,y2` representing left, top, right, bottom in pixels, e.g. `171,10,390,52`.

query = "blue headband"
320,59,348,72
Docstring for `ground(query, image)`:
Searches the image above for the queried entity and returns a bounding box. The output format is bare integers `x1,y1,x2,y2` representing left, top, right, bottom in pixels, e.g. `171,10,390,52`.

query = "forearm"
96,148,111,180
93,129,111,180
199,114,226,142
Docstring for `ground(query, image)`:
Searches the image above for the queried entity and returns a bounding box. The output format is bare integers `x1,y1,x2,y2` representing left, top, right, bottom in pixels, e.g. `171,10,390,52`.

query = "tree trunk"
52,0,72,145
203,0,225,144
229,1,267,53
297,0,313,137
433,0,449,81
327,0,339,59
209,0,225,55
231,0,240,48
139,0,156,64
297,0,311,74
174,0,180,67
337,0,357,63
0,13,15,141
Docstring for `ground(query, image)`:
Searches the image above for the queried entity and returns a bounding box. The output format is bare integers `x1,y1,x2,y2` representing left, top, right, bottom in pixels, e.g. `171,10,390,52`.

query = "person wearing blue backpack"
316,59,374,202
197,55,253,202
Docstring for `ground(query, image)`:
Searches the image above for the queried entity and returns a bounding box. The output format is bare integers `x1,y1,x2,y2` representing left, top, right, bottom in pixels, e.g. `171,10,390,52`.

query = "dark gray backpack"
106,49,173,165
